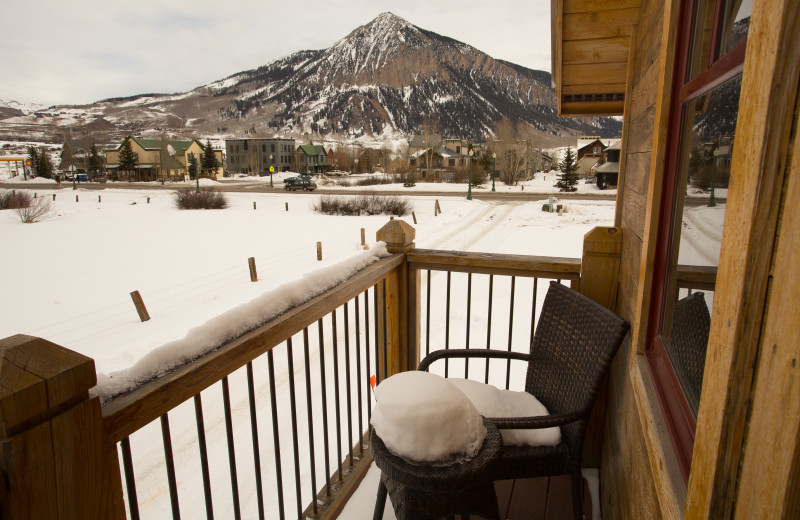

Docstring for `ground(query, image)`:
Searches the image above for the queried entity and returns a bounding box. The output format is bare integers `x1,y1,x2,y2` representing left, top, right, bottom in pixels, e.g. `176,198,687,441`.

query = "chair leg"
374,480,388,520
571,471,584,520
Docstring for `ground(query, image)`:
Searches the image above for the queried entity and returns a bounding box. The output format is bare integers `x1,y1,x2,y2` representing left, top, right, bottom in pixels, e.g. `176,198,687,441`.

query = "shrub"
174,188,229,209
16,197,52,223
312,195,410,217
355,177,393,187
0,190,32,210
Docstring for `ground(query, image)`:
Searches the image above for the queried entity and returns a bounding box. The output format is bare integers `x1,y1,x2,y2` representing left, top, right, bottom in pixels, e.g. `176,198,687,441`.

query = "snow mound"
371,371,486,463
448,378,561,447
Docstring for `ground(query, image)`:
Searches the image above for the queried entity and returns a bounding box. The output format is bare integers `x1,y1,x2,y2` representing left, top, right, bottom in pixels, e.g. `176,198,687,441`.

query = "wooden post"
412,211,417,224
376,219,419,375
579,226,622,467
98,195,101,203
130,291,151,322
317,242,322,261
361,228,366,248
248,257,258,282
436,200,441,214
52,194,56,201
253,201,256,210
0,335,126,519
76,195,79,202
286,202,289,211
34,193,37,198
147,197,150,204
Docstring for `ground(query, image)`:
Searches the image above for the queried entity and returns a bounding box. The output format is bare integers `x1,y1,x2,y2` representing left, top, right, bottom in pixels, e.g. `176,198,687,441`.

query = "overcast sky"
1,0,552,108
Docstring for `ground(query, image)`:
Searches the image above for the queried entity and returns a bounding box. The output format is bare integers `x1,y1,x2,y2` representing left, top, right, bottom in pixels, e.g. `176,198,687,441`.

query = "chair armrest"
489,410,586,430
418,348,533,372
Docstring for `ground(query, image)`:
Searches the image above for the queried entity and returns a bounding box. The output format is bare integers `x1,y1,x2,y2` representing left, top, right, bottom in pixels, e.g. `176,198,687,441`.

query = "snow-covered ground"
0,184,722,519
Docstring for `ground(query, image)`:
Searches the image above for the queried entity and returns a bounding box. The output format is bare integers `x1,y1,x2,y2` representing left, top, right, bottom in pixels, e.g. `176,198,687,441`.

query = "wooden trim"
407,249,581,280
614,27,638,228
687,0,800,518
679,41,746,102
559,102,626,117
675,264,717,291
102,255,404,443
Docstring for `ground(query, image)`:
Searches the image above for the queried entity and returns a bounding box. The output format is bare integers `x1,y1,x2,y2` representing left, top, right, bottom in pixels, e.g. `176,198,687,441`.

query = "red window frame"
645,0,747,480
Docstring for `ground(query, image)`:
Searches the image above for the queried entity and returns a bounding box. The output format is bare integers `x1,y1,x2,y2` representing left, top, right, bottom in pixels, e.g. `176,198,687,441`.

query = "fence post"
361,228,366,248
317,242,323,261
0,335,126,519
376,219,419,376
286,202,289,211
579,226,623,468
130,290,151,322
248,257,258,282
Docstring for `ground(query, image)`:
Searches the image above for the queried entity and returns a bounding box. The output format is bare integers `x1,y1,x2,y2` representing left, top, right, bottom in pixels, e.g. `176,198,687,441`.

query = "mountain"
0,13,621,146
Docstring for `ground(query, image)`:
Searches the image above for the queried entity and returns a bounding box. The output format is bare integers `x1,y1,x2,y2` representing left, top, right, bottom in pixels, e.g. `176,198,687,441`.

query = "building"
593,141,621,189
225,138,295,175
106,136,222,181
295,145,330,174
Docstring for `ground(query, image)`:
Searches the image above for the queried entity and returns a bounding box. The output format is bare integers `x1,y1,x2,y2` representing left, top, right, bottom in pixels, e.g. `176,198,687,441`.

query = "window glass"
717,0,751,57
660,73,741,417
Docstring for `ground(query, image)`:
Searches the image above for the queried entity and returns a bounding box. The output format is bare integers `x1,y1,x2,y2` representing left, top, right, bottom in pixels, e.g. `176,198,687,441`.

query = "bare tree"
419,117,441,174
491,118,530,185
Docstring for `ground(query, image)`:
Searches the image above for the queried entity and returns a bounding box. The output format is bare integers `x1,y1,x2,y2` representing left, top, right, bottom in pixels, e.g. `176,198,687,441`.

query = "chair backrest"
669,291,710,412
525,282,629,453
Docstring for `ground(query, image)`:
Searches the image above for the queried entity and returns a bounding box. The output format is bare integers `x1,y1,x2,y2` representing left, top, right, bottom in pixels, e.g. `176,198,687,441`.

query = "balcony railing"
0,222,716,519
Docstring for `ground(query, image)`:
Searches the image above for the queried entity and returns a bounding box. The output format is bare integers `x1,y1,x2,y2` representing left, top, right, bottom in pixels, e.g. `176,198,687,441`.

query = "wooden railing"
0,222,628,520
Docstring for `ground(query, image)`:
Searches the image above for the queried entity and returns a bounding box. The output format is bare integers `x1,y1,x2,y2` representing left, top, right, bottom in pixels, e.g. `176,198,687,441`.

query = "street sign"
270,166,275,173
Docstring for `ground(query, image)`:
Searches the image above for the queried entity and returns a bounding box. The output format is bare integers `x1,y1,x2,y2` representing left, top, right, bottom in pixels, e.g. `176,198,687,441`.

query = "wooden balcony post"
0,334,125,519
376,219,419,377
579,226,623,468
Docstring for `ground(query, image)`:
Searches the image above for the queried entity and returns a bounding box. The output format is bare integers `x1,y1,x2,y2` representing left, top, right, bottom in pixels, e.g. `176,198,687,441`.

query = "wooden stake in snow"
130,290,151,322
436,200,441,214
52,194,56,201
361,228,366,247
147,197,150,204
253,201,257,210
248,257,258,282
76,195,79,202
317,242,323,261
98,195,101,203
286,202,289,211
412,212,417,224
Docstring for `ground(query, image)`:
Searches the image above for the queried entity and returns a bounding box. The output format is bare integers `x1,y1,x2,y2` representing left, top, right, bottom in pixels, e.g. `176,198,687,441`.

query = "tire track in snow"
418,201,517,251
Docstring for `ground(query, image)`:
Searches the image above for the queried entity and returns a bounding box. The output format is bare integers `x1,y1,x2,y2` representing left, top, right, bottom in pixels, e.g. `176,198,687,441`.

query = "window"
646,0,749,479
271,144,275,153
448,159,455,167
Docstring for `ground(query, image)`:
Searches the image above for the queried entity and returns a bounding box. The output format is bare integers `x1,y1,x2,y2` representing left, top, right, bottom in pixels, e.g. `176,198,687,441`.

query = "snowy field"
0,182,722,519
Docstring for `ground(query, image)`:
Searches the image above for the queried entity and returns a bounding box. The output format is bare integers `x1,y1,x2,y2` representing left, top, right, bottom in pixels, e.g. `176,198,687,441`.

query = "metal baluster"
193,394,214,520
506,276,516,390
465,272,472,378
302,329,319,517
381,279,388,381
529,278,539,353
445,271,451,378
267,350,285,520
221,377,241,520
486,274,494,384
160,413,181,520
354,294,365,456
120,437,140,520
286,339,303,520
426,269,432,357
343,302,354,470
364,290,373,422
331,310,344,481
317,318,332,498
246,362,265,520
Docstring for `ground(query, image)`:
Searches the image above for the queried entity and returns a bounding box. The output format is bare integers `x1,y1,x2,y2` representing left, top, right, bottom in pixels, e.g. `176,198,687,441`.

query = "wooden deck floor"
490,476,592,520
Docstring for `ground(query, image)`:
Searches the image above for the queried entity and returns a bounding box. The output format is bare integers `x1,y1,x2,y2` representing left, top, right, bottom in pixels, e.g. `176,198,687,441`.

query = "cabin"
2,1,798,519
106,136,223,181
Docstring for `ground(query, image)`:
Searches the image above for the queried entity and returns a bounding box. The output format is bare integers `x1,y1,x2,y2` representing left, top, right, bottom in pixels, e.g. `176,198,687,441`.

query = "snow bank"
448,378,561,447
93,242,389,402
371,371,486,463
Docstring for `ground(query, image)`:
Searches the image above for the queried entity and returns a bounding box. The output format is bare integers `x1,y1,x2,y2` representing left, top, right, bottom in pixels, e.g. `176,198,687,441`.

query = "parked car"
284,177,317,191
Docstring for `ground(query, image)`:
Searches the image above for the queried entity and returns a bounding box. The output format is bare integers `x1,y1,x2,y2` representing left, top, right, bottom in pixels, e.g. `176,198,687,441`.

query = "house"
552,0,799,518
576,137,606,161
592,141,621,189
106,136,223,181
225,137,295,175
295,144,330,174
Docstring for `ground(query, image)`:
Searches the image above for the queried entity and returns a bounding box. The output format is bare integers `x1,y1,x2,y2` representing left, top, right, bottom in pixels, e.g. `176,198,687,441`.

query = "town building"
225,138,296,175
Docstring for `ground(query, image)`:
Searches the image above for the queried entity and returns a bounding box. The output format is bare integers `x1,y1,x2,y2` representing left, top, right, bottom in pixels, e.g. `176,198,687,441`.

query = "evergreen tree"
200,140,218,176
117,138,137,180
59,139,74,172
88,144,103,176
36,147,54,178
556,147,579,192
187,153,199,180
28,147,39,177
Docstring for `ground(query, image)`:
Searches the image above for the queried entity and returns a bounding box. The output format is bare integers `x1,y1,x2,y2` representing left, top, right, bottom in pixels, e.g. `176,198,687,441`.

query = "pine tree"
556,147,579,192
36,147,54,178
88,144,103,176
200,140,218,176
187,153,199,180
117,138,137,180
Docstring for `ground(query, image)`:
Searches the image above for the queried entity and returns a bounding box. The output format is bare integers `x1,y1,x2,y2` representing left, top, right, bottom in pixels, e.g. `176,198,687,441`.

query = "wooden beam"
563,83,629,95
564,0,640,14
407,249,581,280
563,37,631,64
563,9,640,41
559,101,625,117
563,62,630,86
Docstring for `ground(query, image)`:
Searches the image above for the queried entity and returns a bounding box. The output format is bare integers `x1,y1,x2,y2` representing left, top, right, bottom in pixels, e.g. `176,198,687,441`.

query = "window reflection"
661,73,742,417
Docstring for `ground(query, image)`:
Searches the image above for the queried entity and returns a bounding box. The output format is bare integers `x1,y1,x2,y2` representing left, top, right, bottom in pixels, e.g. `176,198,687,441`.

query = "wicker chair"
417,281,630,520
669,291,710,413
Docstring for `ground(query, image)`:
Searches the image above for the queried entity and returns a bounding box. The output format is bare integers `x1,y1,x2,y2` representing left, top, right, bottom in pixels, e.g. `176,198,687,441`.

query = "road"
1,180,724,205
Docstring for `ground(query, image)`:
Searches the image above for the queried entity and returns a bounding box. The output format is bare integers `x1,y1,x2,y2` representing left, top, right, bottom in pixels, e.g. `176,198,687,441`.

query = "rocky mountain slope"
0,13,621,146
